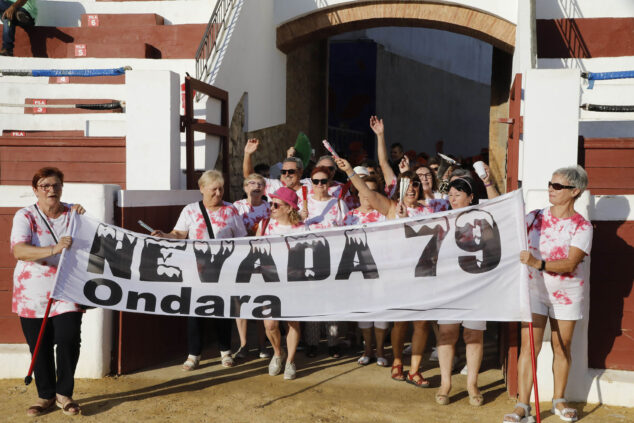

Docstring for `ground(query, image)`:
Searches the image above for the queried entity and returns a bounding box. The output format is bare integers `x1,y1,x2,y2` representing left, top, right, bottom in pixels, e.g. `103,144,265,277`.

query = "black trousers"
20,312,82,399
187,317,232,356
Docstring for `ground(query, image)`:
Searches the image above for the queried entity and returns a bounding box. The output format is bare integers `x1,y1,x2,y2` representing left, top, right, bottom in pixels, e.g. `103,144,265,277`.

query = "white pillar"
125,70,181,190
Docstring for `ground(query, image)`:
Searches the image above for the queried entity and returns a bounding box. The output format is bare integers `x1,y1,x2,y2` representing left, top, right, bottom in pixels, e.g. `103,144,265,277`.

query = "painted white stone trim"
116,190,202,208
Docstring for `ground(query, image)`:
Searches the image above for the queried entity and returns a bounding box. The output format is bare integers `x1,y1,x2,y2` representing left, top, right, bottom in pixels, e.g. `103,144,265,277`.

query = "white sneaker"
268,355,283,376
460,364,468,375
284,362,296,380
429,347,439,362
259,348,271,359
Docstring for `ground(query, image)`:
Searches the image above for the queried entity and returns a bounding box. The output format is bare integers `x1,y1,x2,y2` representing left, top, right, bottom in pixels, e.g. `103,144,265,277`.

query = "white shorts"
358,321,389,330
530,294,583,321
437,320,486,331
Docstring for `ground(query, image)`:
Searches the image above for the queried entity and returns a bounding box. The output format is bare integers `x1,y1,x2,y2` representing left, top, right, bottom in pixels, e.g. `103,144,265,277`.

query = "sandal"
552,398,578,422
56,398,81,416
376,356,388,367
406,371,430,388
469,393,484,407
435,392,450,406
26,398,55,417
503,402,534,423
221,353,235,368
182,355,200,371
357,355,371,366
391,363,405,381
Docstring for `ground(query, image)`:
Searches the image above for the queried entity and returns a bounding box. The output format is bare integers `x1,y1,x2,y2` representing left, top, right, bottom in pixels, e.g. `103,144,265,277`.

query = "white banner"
52,190,530,322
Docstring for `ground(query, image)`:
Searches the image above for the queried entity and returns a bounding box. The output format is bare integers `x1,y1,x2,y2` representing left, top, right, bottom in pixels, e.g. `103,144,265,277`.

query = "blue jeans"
1,0,34,51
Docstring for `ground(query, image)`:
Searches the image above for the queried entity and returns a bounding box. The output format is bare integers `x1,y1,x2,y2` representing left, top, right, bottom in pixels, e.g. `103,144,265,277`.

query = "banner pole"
24,298,54,385
528,322,541,423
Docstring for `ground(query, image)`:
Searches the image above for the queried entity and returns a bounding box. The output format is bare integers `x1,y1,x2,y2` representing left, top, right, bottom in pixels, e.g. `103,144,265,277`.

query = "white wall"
36,0,216,26
125,70,181,190
0,183,119,378
536,0,634,19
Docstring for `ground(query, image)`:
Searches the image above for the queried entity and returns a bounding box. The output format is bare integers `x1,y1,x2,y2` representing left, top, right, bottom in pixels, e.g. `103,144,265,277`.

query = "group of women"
12,115,592,421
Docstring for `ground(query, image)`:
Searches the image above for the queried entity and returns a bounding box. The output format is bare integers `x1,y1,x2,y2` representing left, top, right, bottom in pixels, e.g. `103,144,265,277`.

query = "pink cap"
269,187,300,210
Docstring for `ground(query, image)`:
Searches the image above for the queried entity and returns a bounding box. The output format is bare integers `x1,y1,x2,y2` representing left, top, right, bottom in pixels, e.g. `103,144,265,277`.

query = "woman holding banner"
343,176,389,367
436,177,486,406
334,157,432,388
301,166,348,358
11,167,85,416
233,173,271,359
256,186,305,380
152,170,247,371
504,166,592,423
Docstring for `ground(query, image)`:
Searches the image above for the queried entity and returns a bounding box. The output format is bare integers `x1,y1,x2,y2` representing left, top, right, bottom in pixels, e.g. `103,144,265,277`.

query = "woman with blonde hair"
152,170,247,371
256,187,305,379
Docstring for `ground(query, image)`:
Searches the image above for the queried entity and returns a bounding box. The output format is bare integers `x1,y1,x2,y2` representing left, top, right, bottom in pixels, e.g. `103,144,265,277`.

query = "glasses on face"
548,181,575,190
411,180,421,189
38,183,62,191
281,169,297,176
418,172,433,180
311,178,328,186
247,181,264,187
269,201,285,210
430,166,439,172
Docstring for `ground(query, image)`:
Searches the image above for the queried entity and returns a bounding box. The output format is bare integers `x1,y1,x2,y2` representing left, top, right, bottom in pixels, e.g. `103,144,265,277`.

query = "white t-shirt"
233,199,270,235
304,196,348,230
343,208,385,225
263,220,306,236
405,199,449,217
10,203,82,318
526,207,593,306
173,201,247,240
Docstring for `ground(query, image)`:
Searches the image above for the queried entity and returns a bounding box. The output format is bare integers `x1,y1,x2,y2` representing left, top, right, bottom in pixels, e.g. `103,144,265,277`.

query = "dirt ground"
2,346,633,423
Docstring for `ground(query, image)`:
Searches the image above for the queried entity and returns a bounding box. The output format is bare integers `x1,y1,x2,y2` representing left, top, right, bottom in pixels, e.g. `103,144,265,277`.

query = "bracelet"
485,182,492,187
347,171,356,179
539,260,546,271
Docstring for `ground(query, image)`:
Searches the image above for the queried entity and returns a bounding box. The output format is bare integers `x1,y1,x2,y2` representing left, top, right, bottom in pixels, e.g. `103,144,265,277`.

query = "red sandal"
391,363,405,381
406,371,431,388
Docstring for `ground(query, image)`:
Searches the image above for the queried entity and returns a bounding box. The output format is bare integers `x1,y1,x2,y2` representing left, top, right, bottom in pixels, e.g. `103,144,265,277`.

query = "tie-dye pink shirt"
173,201,247,240
10,204,82,318
526,207,593,306
233,199,271,235
343,208,386,226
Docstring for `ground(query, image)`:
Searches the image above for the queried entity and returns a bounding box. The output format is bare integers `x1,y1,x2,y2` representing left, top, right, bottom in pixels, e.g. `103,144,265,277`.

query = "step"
48,74,125,84
24,98,123,114
0,114,126,133
1,130,85,137
5,24,208,59
80,13,164,28
1,81,125,106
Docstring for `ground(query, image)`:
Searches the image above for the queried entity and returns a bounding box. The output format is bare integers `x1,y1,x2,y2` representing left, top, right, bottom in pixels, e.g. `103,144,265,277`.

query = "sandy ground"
2,346,633,423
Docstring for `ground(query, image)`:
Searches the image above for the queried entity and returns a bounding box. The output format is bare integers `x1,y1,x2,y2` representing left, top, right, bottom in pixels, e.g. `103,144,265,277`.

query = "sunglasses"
311,178,329,185
410,180,421,188
281,169,297,175
548,182,575,190
269,201,285,210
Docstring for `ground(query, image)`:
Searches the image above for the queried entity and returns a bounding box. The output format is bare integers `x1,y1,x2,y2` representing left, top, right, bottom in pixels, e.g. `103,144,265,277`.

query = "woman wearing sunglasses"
334,157,433,389
504,166,592,423
436,177,487,407
343,176,389,367
232,173,272,360
301,166,348,358
255,187,305,380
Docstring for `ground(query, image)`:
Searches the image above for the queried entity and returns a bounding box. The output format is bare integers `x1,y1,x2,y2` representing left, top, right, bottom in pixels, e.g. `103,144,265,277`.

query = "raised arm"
335,157,393,216
370,116,396,184
243,138,259,178
477,162,500,199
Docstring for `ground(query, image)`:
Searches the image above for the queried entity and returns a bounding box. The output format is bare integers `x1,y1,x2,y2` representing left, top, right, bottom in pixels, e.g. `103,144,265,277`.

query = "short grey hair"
317,155,336,166
553,165,588,198
198,169,224,188
283,156,304,170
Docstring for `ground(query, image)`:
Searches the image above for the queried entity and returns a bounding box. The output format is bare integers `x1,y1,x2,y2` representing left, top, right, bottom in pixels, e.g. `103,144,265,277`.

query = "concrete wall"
0,183,119,378
375,45,491,159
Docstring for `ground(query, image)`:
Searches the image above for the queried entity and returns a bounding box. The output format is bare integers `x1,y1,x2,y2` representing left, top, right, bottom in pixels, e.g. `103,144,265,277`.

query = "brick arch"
276,1,515,53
